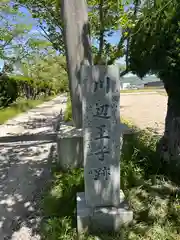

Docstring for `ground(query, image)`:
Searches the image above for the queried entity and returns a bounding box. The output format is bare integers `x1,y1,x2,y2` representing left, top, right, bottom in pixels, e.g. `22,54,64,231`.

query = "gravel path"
121,92,168,135
0,94,67,240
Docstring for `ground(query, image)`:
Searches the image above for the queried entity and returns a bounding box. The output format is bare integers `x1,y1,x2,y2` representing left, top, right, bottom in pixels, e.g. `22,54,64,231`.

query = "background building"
120,74,164,90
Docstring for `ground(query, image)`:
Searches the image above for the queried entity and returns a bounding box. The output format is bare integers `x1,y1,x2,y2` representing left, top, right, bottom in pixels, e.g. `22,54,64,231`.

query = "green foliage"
41,126,180,239
0,0,68,125
0,1,69,111
0,0,32,62
17,0,64,52
41,168,84,240
0,54,68,108
88,0,129,64
16,0,136,64
129,0,180,90
0,74,18,107
18,54,69,97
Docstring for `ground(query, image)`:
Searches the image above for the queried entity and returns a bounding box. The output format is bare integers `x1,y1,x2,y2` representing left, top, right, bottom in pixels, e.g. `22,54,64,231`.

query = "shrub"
0,74,18,107
0,73,69,108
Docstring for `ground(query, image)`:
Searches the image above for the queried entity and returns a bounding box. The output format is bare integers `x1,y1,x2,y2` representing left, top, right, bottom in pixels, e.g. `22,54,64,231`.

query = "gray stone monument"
77,65,133,234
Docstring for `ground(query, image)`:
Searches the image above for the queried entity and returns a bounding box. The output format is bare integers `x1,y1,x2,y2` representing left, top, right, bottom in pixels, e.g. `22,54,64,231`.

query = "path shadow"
19,111,63,132
3,95,67,132
4,109,64,137
0,95,66,239
0,140,57,239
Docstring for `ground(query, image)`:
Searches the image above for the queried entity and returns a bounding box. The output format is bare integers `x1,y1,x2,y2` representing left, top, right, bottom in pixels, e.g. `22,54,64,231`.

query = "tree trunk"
61,0,92,128
157,88,180,162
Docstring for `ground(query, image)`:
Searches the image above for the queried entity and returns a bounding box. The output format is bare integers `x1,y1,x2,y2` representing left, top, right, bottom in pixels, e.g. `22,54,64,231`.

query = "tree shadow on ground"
0,94,68,239
3,94,67,132
0,140,57,239
3,109,64,138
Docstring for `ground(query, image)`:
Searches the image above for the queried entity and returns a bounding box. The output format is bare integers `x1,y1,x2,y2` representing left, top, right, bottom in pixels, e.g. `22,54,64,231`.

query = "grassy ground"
0,96,54,124
156,90,167,96
121,88,167,95
40,125,180,240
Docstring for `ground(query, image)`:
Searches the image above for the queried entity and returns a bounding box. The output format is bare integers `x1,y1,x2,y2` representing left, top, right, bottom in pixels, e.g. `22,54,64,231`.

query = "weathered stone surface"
57,125,83,170
77,191,133,234
56,122,132,171
81,65,121,207
76,65,133,236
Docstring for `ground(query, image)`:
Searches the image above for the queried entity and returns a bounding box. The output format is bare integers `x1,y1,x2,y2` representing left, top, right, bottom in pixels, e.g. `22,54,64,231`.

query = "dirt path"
0,94,67,240
120,92,167,135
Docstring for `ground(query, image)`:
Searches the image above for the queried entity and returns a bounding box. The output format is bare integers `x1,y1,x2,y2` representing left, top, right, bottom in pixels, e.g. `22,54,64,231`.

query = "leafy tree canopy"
0,0,57,74
128,0,180,96
15,0,136,64
0,0,32,61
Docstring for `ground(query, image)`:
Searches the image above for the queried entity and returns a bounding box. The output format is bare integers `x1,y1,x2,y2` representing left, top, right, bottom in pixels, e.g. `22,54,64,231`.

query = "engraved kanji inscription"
93,76,111,93
89,167,111,180
94,146,110,161
95,125,110,140
93,103,110,119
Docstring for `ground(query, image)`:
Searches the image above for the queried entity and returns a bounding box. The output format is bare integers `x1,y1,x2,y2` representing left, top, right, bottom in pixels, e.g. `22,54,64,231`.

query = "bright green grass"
40,125,180,240
0,96,54,124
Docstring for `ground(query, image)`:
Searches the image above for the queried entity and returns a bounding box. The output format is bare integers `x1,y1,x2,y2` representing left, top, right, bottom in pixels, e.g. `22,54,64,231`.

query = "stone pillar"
76,65,133,234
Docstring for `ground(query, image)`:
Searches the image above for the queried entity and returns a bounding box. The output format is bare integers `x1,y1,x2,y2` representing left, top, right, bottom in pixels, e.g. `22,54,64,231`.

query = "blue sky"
0,3,130,70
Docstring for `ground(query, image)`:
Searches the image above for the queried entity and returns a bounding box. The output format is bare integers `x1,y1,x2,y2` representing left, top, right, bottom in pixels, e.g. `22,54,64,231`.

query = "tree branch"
120,0,141,75
39,25,51,42
107,34,126,65
94,0,105,64
134,0,140,16
120,68,129,77
2,36,14,48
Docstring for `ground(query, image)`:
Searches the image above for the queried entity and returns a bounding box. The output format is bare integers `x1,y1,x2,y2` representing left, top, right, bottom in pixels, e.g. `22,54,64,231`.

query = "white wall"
122,83,131,89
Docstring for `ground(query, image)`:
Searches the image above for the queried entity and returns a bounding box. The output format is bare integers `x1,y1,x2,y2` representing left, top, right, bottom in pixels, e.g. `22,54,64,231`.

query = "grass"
156,90,167,96
121,88,167,95
0,96,54,124
40,124,180,240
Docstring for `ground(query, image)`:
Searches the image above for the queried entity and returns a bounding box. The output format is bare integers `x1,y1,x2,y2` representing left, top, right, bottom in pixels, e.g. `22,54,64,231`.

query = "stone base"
77,191,133,235
57,125,83,171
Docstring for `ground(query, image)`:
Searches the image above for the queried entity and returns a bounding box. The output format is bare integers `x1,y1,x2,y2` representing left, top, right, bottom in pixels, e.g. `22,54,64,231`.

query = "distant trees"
0,0,68,108
0,53,68,108
18,52,68,99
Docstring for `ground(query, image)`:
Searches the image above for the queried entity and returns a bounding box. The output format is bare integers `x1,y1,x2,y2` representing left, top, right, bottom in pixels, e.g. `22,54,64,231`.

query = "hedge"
0,73,69,108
